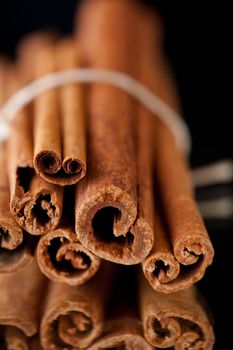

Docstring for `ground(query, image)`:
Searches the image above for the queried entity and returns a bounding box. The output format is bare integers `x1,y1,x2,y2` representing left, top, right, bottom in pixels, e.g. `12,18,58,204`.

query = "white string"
198,197,233,220
0,68,191,155
192,159,233,187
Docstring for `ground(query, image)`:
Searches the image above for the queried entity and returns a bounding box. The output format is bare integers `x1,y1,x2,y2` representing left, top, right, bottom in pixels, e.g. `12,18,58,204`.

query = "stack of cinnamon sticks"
0,0,215,349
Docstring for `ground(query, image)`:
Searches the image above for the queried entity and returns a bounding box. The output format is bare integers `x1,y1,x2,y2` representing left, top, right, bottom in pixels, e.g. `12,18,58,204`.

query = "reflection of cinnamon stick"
40,263,113,349
75,0,153,264
6,46,63,235
33,40,86,186
88,318,152,350
139,274,215,349
37,225,101,285
139,9,214,291
30,336,43,350
0,261,46,349
89,266,152,350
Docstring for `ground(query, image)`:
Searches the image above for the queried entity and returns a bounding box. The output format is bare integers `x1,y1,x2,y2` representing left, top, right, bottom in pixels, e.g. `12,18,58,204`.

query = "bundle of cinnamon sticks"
0,0,215,349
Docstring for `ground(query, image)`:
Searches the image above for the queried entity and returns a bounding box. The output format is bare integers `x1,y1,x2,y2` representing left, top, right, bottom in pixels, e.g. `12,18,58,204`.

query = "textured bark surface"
75,0,154,264
138,8,214,292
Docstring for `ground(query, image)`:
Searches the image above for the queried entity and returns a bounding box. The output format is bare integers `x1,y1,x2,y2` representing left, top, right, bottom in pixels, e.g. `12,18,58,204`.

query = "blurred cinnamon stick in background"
0,261,46,349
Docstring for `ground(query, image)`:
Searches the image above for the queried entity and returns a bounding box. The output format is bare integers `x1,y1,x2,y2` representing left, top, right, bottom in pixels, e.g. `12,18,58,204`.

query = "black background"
0,1,232,349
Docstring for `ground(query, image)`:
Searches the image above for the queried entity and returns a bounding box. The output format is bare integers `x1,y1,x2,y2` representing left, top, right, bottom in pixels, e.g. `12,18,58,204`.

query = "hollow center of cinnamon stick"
183,245,202,261
43,156,57,171
32,194,55,226
92,207,134,245
36,151,61,175
17,167,33,193
64,159,82,175
0,228,10,248
152,260,170,278
152,319,171,339
48,237,91,273
56,311,93,347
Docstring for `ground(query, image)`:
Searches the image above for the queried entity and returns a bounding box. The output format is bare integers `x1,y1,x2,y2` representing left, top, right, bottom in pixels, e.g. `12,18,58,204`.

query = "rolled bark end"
37,228,101,285
34,151,61,175
12,187,63,236
63,158,84,176
0,222,23,250
143,252,180,287
0,326,29,350
142,243,214,293
142,205,214,293
76,186,153,264
174,235,214,267
34,154,86,186
0,225,33,273
41,305,101,350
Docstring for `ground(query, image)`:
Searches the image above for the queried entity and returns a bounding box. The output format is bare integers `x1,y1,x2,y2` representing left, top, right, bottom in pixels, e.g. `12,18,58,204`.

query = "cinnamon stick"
0,60,33,272
40,263,113,349
0,143,34,273
33,39,86,186
7,41,63,235
139,273,215,349
56,38,86,181
0,260,46,349
17,31,56,84
37,225,101,285
138,9,214,291
75,0,153,264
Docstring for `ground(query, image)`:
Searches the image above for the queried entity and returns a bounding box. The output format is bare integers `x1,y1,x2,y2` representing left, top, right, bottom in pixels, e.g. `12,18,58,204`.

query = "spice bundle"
0,0,215,348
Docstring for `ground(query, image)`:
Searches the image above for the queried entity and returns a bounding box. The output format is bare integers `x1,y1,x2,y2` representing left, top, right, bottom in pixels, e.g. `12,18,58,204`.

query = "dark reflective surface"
0,1,232,349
